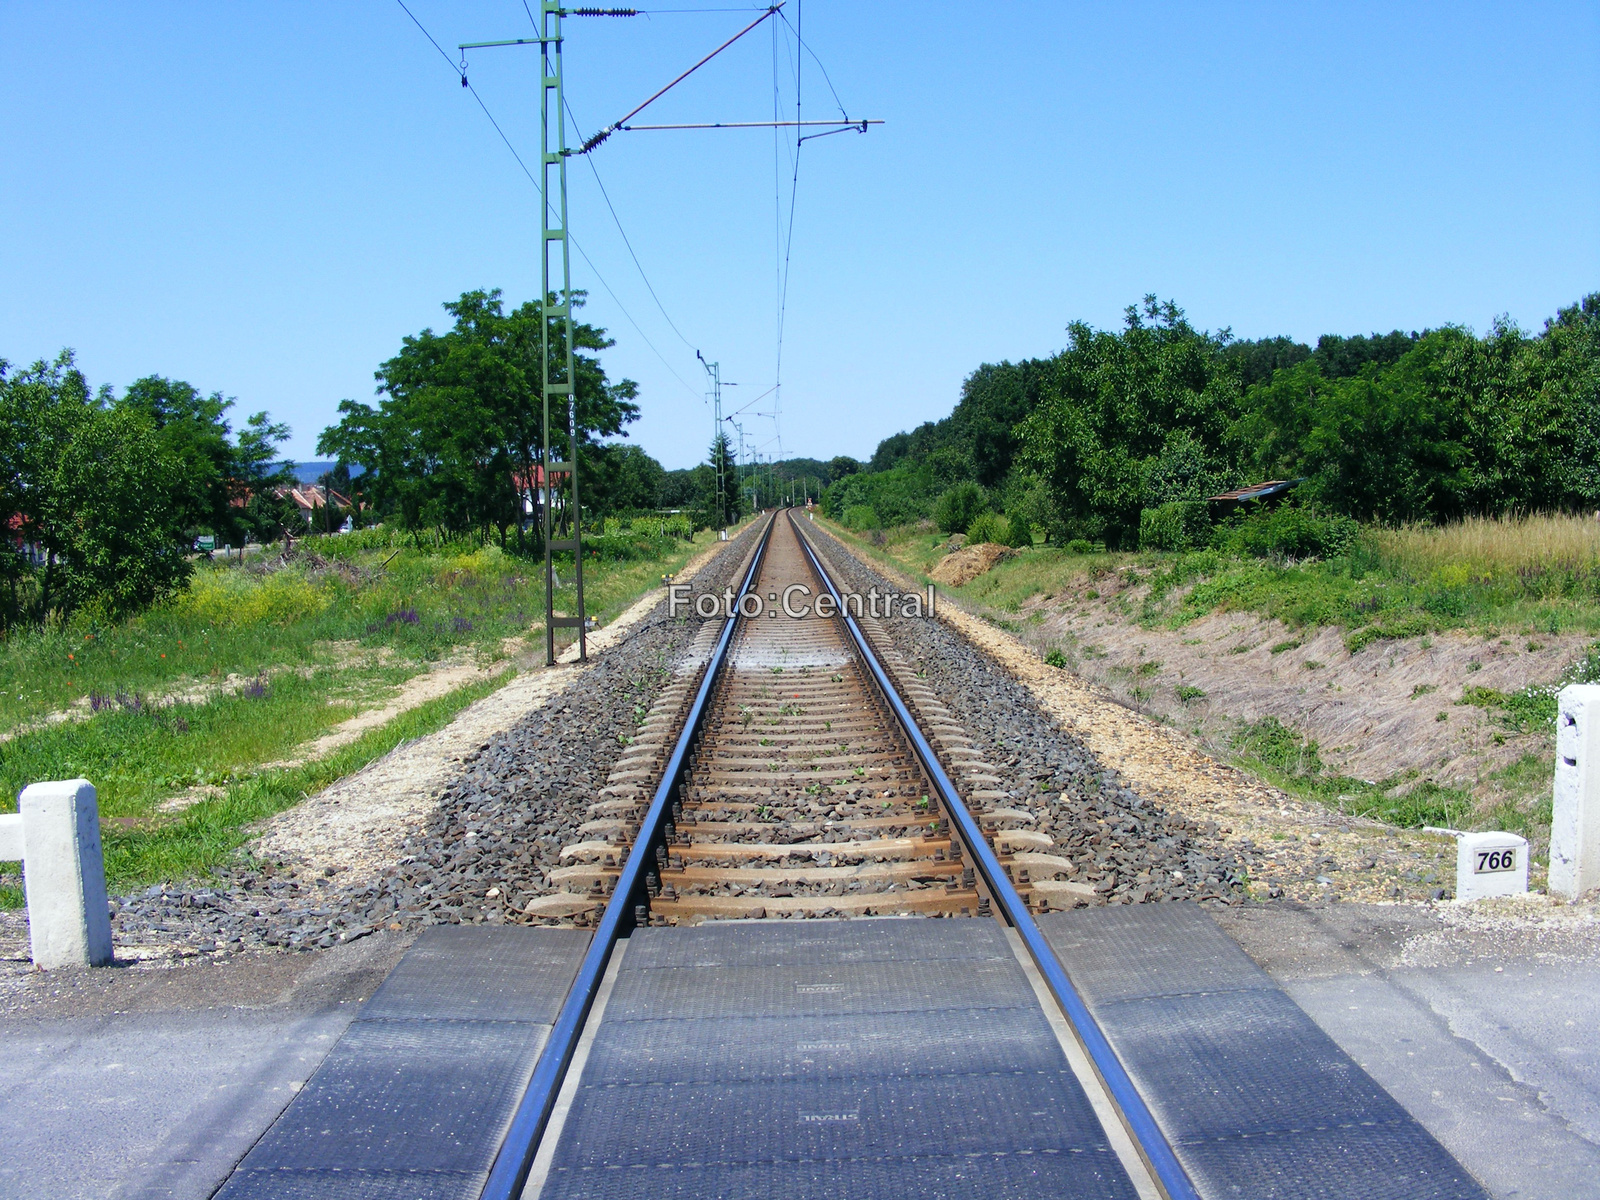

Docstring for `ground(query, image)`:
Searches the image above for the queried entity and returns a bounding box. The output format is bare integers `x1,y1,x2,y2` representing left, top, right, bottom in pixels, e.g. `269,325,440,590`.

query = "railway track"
533,510,1087,925
486,509,1200,1200
207,510,1496,1200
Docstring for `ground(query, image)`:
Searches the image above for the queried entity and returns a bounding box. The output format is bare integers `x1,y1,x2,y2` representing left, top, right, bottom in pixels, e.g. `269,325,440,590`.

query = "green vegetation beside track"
0,526,715,904
820,512,1600,854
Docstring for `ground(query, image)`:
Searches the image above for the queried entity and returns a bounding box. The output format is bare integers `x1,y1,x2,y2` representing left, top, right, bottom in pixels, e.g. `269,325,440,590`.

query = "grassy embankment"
0,526,714,905
824,513,1600,843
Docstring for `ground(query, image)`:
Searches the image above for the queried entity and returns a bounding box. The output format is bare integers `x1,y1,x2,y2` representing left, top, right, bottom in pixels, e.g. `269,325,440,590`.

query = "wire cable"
564,98,701,356
777,8,847,120
769,3,803,464
397,0,703,403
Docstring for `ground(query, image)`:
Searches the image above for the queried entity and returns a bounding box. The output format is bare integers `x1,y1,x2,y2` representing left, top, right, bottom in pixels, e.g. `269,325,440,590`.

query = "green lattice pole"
541,0,585,665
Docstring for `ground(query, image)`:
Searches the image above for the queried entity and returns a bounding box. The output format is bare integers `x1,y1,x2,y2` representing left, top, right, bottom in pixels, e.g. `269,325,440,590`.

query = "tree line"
1,286,839,630
316,289,854,543
0,352,296,628
823,292,1600,550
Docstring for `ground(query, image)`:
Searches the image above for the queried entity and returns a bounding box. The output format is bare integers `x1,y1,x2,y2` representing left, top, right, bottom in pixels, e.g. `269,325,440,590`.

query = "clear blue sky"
3,2,1596,471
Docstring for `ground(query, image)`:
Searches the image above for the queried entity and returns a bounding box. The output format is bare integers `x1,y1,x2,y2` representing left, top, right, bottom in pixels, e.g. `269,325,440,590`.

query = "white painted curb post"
1551,684,1600,900
14,780,114,968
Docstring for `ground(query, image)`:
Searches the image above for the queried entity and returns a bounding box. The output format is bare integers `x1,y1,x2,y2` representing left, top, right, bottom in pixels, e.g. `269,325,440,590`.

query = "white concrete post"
17,779,114,968
1551,684,1600,900
1453,831,1529,901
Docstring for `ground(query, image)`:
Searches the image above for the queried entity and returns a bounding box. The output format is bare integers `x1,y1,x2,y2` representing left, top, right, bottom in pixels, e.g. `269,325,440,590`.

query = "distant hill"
282,461,363,484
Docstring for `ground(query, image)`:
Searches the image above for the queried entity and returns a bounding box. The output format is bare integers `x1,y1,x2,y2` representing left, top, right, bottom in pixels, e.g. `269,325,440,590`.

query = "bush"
1065,538,1095,555
173,567,330,627
935,482,986,534
1232,716,1324,777
1138,501,1212,551
1216,504,1358,559
843,505,880,531
964,512,1007,545
1001,512,1034,548
824,462,941,526
627,514,693,540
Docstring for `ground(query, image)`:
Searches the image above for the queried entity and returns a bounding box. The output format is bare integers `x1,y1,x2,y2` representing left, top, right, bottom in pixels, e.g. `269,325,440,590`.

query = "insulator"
460,74,469,89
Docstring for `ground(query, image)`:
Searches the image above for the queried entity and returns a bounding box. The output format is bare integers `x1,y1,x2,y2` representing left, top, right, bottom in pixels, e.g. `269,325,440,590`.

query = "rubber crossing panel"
537,918,1140,1200
1040,904,1492,1200
214,926,589,1200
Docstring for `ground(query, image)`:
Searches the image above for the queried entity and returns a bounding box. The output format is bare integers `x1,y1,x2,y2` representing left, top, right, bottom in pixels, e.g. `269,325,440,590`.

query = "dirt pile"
930,542,1011,587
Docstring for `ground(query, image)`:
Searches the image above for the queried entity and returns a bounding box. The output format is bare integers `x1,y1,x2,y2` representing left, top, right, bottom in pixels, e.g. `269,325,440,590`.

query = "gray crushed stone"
802,521,1250,907
75,515,1244,963
97,523,765,958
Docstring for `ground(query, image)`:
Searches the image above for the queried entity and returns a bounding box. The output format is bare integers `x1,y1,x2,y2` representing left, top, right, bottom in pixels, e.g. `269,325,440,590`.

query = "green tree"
0,353,199,623
699,434,742,528
117,375,293,548
51,407,191,617
0,352,103,623
934,481,986,534
1018,297,1241,548
117,376,236,545
826,455,861,483
588,443,665,517
320,289,638,549
659,466,703,510
1547,295,1600,503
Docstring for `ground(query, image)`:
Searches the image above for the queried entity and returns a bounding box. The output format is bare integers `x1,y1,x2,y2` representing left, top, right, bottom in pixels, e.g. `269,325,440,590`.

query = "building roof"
272,483,353,512
1206,479,1304,503
512,466,571,491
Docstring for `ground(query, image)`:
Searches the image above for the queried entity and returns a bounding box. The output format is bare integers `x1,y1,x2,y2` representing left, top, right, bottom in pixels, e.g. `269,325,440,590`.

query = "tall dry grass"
1371,513,1600,582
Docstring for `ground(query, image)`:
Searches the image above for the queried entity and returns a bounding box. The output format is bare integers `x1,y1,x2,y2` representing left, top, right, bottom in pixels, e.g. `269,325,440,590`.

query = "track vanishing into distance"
534,511,1090,926
486,510,1202,1200
628,513,975,920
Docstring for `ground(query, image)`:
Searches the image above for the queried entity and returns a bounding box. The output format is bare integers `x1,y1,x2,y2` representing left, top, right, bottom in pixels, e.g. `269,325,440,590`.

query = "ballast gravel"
66,516,1245,963
96,524,764,959
801,520,1251,907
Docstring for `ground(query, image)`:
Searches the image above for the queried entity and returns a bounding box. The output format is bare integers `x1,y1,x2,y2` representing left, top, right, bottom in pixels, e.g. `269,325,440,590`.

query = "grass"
0,529,714,737
826,512,1600,642
0,661,452,821
0,524,719,905
1371,513,1600,579
0,669,509,907
1229,716,1478,829
100,669,511,897
818,513,1589,847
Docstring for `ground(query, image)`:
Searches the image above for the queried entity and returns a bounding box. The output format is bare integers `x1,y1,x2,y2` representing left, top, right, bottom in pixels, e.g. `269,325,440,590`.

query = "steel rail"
789,512,1202,1200
479,512,777,1200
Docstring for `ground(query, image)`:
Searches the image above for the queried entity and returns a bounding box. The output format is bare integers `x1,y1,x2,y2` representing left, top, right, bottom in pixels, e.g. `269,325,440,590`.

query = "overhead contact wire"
398,0,703,404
